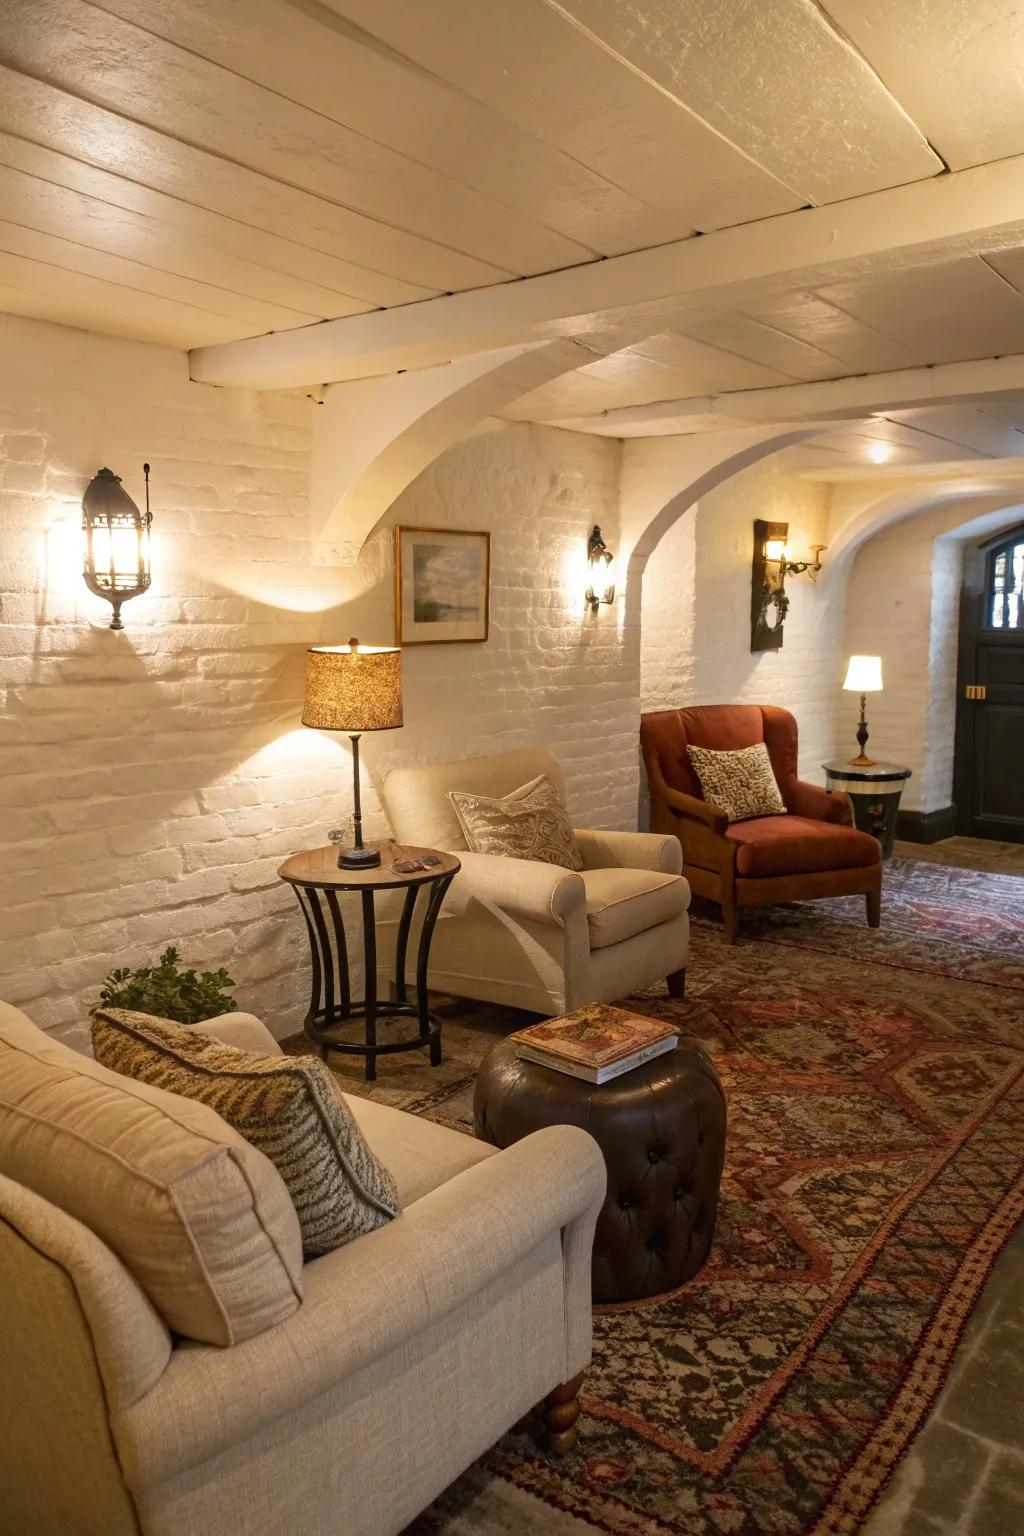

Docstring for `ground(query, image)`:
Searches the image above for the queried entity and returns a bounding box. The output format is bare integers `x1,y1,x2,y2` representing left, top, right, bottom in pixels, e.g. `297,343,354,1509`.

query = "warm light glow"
843,654,883,693
868,441,891,465
89,523,149,587
764,538,788,563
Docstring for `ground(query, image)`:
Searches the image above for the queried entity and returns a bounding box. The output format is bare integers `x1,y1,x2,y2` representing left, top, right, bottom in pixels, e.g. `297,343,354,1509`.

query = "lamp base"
337,845,381,870
849,753,877,767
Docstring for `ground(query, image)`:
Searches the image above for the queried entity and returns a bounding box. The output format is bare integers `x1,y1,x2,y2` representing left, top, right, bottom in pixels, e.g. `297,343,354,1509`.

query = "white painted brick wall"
0,315,624,1045
842,510,967,813
640,459,843,787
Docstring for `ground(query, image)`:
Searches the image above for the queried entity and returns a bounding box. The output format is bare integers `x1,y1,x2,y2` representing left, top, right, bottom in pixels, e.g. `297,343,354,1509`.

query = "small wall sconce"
751,519,826,652
585,524,616,611
82,465,152,630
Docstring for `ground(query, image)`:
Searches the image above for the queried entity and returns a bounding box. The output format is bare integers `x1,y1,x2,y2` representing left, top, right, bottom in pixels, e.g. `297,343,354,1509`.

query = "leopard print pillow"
686,742,787,824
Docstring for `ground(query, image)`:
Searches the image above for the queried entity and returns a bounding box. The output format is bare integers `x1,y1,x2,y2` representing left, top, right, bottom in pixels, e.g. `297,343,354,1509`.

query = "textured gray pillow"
91,1008,400,1257
449,773,583,870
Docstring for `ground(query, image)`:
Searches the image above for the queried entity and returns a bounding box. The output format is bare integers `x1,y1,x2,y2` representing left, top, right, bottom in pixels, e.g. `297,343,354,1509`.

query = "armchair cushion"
686,741,787,823
726,815,882,878
92,1009,400,1260
582,868,690,950
449,773,583,871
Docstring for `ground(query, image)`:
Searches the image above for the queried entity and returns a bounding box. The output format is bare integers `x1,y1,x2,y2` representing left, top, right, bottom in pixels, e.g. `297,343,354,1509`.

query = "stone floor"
863,835,1023,1535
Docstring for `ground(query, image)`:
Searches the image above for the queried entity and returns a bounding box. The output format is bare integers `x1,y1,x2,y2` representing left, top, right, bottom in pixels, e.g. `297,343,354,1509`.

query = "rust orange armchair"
641,705,882,943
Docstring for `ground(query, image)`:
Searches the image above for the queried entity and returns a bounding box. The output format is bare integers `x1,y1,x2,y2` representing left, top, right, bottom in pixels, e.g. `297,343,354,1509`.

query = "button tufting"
618,1193,633,1209
647,1148,660,1164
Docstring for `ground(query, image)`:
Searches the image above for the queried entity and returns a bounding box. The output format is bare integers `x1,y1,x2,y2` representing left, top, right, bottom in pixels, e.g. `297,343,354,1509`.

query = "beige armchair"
0,1004,606,1536
380,747,690,1014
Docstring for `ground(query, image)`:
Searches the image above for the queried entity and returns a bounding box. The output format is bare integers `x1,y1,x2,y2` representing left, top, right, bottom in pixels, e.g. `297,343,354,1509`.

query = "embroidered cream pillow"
686,742,787,824
91,1008,400,1258
449,773,583,871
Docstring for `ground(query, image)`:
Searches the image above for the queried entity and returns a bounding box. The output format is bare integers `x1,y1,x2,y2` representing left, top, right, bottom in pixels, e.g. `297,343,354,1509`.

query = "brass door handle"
965,684,987,700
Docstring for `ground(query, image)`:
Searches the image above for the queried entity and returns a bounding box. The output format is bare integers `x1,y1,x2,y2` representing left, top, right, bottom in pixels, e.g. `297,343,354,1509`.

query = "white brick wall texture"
0,315,626,1043
640,459,843,786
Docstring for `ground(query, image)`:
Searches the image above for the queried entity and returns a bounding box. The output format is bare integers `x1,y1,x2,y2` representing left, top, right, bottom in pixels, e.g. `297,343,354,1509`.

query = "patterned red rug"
335,856,1024,1536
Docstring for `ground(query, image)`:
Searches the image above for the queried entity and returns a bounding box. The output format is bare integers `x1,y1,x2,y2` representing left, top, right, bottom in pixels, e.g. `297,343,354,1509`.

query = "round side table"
822,760,912,860
279,842,460,1081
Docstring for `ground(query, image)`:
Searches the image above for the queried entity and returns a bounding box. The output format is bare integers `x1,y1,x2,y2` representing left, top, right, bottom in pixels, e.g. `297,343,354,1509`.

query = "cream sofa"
380,746,690,1015
0,1003,605,1536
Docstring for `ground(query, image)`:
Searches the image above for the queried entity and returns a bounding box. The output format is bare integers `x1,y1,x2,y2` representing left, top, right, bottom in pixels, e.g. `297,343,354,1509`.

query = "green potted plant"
95,946,237,1025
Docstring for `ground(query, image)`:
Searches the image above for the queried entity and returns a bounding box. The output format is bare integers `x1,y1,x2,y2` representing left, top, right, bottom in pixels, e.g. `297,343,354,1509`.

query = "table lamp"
843,654,882,766
301,638,403,868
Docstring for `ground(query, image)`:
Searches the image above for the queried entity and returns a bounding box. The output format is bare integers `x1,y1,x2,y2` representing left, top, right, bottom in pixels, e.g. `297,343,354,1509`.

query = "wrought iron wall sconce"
750,519,826,652
82,465,153,630
585,524,616,612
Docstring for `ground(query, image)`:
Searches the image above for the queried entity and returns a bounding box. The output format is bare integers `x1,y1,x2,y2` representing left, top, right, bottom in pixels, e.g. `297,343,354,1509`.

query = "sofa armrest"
787,779,853,826
116,1125,606,1485
199,1013,283,1057
574,828,682,875
443,850,586,928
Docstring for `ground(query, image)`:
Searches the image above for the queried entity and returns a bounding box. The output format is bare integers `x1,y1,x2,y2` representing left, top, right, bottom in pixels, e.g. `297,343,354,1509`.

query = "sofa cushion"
582,868,690,950
687,741,787,823
726,815,882,878
0,1001,302,1347
346,1094,496,1206
450,774,583,871
92,1009,401,1259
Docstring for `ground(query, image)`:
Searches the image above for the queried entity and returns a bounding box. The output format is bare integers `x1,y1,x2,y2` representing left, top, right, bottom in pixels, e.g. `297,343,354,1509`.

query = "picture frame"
395,526,490,645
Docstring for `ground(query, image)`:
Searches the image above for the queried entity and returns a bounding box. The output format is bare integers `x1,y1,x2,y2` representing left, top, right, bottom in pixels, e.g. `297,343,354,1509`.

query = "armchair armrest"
574,827,682,875
655,783,729,836
786,779,853,826
117,1125,607,1485
199,1013,283,1056
444,849,586,928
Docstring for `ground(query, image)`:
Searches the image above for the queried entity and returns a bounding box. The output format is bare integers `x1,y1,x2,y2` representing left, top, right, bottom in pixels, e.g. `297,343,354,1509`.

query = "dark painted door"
954,524,1024,842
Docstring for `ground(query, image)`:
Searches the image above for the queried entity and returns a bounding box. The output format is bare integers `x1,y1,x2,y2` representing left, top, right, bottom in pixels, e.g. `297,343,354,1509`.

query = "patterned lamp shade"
301,638,403,733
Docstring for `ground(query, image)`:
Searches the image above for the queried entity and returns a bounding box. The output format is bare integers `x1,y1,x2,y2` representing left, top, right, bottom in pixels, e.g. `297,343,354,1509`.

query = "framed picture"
395,527,490,645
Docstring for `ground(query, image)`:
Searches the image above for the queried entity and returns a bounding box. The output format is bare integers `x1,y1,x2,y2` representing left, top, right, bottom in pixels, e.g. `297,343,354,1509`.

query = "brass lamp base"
848,754,877,767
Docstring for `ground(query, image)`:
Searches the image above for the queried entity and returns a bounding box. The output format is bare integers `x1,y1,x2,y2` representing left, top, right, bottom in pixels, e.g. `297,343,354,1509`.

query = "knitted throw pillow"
686,742,787,824
91,1008,400,1257
449,773,583,871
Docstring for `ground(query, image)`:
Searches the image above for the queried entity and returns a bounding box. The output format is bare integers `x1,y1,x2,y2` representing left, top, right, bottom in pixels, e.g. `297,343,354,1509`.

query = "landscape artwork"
396,527,490,644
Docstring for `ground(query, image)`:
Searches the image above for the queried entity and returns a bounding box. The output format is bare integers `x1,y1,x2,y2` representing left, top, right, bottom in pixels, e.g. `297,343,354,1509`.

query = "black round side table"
279,842,460,1081
822,760,912,860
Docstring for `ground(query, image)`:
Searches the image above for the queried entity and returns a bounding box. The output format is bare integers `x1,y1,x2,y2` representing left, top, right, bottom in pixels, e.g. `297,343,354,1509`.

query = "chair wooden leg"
540,1371,584,1455
866,886,881,929
667,968,686,999
722,895,739,945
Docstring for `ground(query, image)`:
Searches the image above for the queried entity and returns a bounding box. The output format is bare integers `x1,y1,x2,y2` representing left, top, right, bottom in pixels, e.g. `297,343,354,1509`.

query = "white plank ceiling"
2,0,1024,458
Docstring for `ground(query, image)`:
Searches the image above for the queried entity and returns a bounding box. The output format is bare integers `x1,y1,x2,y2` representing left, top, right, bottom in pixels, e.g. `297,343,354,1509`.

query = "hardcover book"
510,1004,676,1071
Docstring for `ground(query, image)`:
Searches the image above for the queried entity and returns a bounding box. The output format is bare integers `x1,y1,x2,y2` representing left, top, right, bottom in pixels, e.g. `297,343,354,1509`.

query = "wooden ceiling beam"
189,153,1024,390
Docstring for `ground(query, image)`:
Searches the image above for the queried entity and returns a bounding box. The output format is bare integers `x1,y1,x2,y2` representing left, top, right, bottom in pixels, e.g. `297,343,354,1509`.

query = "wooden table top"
278,842,461,891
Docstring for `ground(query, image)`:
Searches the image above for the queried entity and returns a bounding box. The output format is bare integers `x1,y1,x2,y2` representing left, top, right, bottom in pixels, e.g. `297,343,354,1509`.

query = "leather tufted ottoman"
474,1037,726,1303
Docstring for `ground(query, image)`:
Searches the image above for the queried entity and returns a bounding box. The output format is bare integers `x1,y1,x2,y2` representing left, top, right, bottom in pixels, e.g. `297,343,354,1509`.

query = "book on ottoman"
511,1004,677,1085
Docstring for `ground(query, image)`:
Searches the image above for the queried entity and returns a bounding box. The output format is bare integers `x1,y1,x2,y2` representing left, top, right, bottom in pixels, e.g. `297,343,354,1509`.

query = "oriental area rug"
309,853,1024,1536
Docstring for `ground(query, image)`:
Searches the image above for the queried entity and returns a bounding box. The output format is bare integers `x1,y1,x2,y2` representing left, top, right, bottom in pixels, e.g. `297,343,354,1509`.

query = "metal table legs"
293,873,455,1080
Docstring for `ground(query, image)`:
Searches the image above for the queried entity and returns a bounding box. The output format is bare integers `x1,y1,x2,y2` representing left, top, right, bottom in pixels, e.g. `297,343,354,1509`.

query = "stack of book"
511,1004,678,1085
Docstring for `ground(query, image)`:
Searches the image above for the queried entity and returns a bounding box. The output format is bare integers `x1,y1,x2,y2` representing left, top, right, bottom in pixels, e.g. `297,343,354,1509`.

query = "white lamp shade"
843,654,883,693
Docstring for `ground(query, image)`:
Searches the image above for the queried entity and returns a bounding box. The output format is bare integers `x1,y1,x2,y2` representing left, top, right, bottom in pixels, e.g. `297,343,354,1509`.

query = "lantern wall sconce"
750,518,826,652
82,465,153,630
585,524,616,612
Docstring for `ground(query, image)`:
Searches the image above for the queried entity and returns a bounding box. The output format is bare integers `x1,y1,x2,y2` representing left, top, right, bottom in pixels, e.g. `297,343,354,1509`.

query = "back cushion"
0,1003,303,1346
383,746,566,848
643,706,766,798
